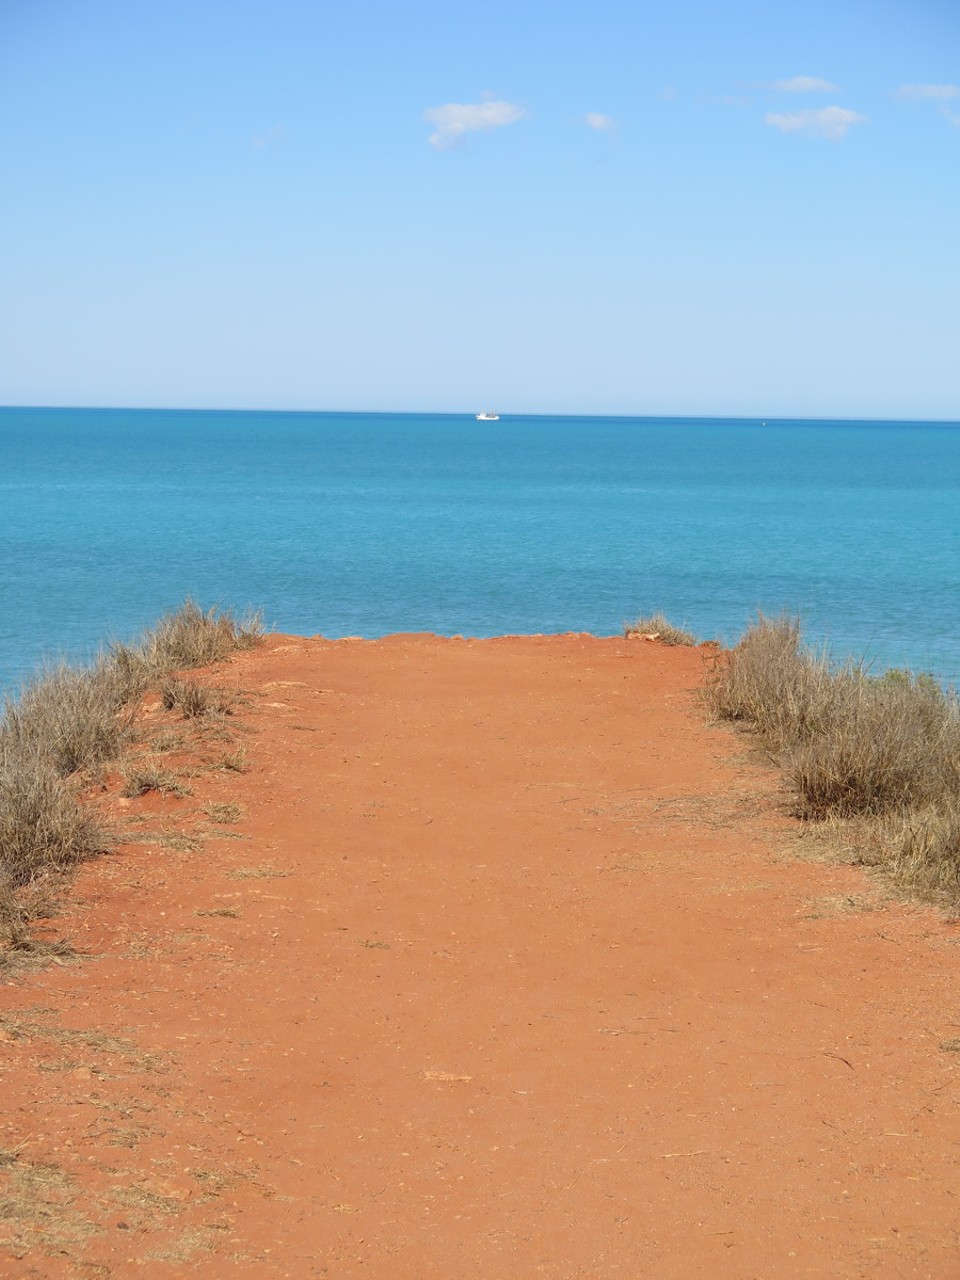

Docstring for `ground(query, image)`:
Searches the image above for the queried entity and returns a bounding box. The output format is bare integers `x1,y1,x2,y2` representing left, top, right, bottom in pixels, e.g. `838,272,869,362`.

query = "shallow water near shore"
2,406,959,691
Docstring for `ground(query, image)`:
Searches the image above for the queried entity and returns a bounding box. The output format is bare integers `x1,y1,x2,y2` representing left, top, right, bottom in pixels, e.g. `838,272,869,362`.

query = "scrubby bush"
705,613,841,750
787,673,960,819
0,741,107,889
160,678,235,718
885,801,960,899
0,600,263,952
708,614,960,903
4,660,136,777
122,764,191,798
113,599,262,683
624,613,697,645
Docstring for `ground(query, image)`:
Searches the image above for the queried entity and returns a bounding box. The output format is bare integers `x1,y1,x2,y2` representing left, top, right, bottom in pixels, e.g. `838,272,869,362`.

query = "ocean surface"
2,407,959,693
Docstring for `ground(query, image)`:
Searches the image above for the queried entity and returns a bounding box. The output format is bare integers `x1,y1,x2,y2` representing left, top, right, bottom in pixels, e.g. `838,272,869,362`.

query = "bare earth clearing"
2,634,959,1278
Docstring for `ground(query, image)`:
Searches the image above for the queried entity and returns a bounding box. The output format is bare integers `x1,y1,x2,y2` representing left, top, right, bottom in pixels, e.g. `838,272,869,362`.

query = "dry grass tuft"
201,802,244,825
704,613,837,750
111,599,262,685
0,746,109,891
884,802,960,900
4,660,137,778
0,599,263,958
787,677,959,820
216,747,247,773
160,679,236,719
225,865,289,880
707,614,960,904
122,766,192,799
624,613,697,645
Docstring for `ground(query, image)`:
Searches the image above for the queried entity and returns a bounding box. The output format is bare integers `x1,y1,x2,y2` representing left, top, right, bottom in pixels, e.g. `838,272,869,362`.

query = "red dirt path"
2,633,959,1278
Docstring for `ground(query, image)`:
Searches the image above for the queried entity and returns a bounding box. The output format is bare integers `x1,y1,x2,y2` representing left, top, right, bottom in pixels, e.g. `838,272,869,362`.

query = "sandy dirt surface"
1,633,959,1278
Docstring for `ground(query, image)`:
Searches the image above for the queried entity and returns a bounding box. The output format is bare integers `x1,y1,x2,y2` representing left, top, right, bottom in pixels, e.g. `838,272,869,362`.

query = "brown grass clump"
707,615,960,904
216,747,247,773
787,674,959,820
0,744,107,890
624,613,697,645
885,802,960,900
121,765,192,799
201,802,244,825
4,659,136,778
112,599,262,685
706,613,810,740
0,600,263,958
160,679,236,719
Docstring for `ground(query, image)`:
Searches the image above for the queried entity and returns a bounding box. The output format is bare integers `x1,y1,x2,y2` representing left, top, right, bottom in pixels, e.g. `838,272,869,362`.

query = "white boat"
475,411,500,421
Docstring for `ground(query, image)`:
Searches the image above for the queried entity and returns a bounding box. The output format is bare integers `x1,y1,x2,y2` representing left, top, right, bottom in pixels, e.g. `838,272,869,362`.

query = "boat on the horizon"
475,411,500,421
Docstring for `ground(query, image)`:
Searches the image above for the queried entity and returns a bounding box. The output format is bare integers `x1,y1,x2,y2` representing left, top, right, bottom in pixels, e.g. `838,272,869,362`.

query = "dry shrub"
705,613,840,750
624,613,697,645
708,614,960,904
0,879,33,952
0,664,121,945
202,802,244,824
160,679,235,719
217,747,247,773
122,765,191,798
0,599,263,957
786,674,960,819
885,802,960,900
114,599,262,683
4,659,136,778
0,742,107,889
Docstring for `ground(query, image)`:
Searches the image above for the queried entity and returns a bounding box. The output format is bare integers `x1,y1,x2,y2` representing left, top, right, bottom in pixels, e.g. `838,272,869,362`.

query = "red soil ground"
1,633,959,1278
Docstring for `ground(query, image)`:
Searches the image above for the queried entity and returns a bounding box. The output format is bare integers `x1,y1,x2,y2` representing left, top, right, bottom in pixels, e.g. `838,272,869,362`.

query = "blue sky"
1,0,957,417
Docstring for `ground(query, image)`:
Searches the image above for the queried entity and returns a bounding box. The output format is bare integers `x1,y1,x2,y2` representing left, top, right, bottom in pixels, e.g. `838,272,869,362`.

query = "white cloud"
423,100,526,150
897,83,960,101
943,109,960,129
584,112,616,132
764,105,867,140
770,75,837,93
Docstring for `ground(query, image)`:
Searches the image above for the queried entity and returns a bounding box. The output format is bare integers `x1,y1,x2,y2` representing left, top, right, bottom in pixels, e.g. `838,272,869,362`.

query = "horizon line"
2,404,959,426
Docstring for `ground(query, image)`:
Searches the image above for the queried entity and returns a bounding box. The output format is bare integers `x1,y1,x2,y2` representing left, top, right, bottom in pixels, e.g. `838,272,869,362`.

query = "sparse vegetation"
4,660,137,777
121,766,192,799
201,802,244,825
225,866,289,880
0,601,262,957
624,613,697,645
0,742,108,890
707,614,960,903
111,599,262,685
160,678,236,719
216,747,247,773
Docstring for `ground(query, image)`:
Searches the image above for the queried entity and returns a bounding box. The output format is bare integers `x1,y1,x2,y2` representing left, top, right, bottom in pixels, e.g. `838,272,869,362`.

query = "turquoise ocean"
2,407,959,693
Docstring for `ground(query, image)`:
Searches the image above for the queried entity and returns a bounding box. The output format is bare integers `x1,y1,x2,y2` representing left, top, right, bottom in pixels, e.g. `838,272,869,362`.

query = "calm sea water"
2,407,959,692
